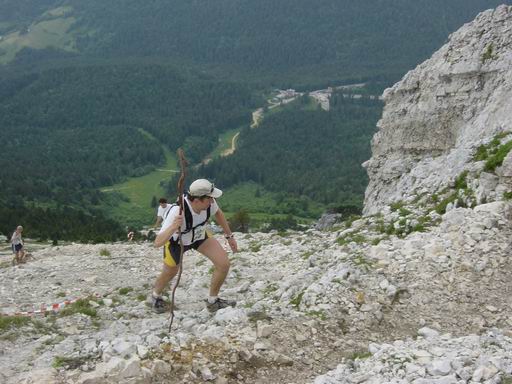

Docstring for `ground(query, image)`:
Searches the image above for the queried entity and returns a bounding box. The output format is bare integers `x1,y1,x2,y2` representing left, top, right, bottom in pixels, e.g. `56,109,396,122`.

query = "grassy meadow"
100,149,178,228
0,14,76,63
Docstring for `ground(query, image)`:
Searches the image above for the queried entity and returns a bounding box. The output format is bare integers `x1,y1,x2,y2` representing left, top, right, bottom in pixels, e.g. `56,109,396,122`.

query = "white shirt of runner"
159,195,219,246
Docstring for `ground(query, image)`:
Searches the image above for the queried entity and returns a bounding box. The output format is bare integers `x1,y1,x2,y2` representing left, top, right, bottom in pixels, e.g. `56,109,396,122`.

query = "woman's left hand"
227,237,238,253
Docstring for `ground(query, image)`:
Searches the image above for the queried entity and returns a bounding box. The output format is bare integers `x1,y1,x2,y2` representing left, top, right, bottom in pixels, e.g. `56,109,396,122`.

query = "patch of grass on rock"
0,316,31,334
52,355,91,370
349,351,372,360
118,287,133,295
301,250,314,259
290,290,305,309
485,140,512,172
59,298,97,318
504,191,512,200
249,242,261,252
306,310,326,321
336,233,367,246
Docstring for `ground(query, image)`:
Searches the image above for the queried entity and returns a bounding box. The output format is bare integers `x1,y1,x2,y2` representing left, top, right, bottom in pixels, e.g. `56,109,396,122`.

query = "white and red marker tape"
1,293,102,317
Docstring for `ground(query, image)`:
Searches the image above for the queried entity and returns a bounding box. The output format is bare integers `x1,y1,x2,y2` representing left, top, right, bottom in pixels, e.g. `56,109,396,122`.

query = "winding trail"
220,132,240,157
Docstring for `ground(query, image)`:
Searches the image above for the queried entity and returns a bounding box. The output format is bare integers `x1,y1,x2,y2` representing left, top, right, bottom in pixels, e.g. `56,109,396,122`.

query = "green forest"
66,0,512,84
1,0,510,239
0,64,257,240
180,94,382,218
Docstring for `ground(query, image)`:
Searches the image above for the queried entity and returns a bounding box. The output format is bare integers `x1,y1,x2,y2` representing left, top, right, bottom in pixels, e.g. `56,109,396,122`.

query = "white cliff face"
364,5,512,215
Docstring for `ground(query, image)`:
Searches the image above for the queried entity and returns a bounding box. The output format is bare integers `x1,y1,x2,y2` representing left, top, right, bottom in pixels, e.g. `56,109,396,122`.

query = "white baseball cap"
188,179,223,198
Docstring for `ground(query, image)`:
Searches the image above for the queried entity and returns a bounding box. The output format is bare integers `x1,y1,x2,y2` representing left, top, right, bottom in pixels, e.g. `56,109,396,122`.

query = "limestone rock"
364,5,512,215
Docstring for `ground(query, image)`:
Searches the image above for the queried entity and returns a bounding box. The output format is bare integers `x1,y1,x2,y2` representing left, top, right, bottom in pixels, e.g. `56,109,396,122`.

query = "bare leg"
154,264,179,296
197,238,230,296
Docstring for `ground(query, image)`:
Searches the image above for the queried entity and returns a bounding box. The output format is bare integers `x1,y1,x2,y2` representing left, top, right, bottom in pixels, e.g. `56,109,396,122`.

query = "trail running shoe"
152,296,167,314
206,298,237,313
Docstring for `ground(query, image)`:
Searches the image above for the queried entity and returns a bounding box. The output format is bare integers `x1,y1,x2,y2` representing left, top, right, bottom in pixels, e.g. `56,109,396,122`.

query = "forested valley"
175,94,382,221
0,64,257,240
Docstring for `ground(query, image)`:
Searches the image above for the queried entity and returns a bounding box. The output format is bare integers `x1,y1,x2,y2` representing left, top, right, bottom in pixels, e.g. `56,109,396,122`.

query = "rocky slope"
2,5,512,384
364,5,512,215
1,200,512,383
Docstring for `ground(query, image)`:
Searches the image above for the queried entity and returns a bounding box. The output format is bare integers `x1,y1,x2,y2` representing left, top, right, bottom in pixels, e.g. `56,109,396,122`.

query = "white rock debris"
1,200,511,383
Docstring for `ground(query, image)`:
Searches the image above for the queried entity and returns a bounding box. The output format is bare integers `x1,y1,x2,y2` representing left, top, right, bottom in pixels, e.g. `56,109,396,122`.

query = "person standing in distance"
153,179,238,313
154,198,172,228
11,225,25,264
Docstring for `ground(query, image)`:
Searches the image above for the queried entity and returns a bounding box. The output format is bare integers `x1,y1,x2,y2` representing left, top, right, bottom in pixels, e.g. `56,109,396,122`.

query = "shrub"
99,248,111,257
484,140,512,172
230,209,250,233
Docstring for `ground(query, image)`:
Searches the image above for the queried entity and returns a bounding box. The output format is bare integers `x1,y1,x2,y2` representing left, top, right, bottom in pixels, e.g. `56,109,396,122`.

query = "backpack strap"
163,203,178,220
169,194,212,242
182,196,194,233
163,194,193,232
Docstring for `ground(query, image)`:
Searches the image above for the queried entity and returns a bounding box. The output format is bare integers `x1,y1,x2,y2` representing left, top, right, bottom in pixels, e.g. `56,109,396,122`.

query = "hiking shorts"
12,244,23,253
163,234,209,268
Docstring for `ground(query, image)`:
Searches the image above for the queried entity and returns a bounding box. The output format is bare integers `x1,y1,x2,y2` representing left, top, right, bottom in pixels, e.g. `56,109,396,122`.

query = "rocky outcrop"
364,5,512,215
315,330,512,384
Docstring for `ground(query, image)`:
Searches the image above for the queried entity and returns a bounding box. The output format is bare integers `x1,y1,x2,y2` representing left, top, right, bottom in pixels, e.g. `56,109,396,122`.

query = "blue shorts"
12,244,23,253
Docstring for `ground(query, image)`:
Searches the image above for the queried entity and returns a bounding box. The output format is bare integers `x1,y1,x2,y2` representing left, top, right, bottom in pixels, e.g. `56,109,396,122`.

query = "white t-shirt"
11,232,23,245
159,196,219,245
157,203,172,219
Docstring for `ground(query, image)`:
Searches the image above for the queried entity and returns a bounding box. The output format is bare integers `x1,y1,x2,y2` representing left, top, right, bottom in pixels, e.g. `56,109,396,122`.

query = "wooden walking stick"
169,148,188,332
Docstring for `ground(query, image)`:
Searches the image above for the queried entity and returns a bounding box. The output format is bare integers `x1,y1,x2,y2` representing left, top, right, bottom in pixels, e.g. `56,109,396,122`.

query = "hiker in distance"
11,225,25,264
152,179,238,313
154,197,172,228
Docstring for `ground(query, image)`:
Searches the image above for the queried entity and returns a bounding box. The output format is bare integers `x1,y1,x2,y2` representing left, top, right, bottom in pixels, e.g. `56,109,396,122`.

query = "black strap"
182,197,193,233
163,203,178,220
